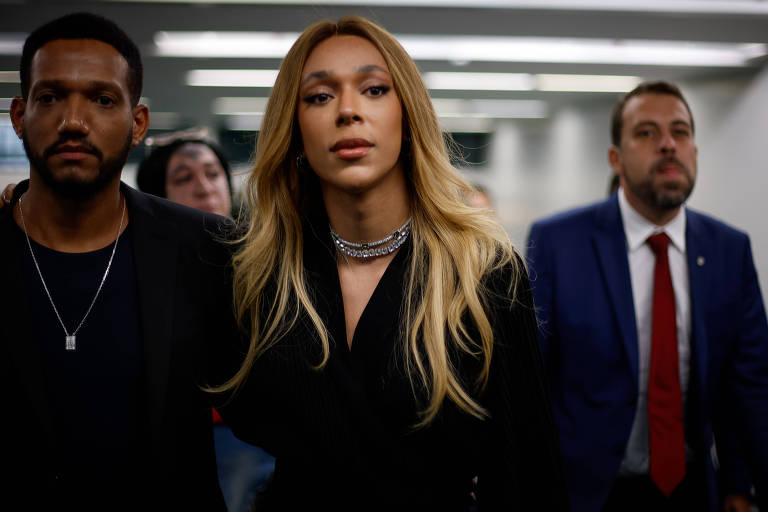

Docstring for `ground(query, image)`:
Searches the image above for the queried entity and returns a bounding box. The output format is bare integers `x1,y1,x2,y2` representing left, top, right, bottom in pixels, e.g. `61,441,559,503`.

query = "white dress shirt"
617,187,692,476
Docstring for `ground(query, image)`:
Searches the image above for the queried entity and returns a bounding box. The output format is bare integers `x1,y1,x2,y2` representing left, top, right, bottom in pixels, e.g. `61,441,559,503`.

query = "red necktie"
646,232,686,497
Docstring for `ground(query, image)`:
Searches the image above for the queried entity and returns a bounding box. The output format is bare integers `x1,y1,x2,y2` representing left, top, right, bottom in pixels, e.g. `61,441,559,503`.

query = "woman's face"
297,35,404,198
165,143,232,217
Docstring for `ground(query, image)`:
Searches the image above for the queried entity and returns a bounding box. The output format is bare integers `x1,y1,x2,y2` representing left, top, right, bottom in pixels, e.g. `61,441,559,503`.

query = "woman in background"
137,136,272,512
217,15,567,510
137,137,234,218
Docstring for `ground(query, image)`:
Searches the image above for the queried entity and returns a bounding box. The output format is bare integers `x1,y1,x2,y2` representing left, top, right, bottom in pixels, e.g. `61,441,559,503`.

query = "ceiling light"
186,69,279,87
0,35,25,56
156,32,297,58
117,0,768,15
213,97,270,115
536,74,642,92
158,31,766,67
432,98,548,118
423,72,640,92
0,71,20,83
424,73,533,91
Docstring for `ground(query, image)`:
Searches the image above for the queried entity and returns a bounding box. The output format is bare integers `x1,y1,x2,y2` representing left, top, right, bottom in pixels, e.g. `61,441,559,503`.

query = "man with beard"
0,13,234,510
527,81,768,512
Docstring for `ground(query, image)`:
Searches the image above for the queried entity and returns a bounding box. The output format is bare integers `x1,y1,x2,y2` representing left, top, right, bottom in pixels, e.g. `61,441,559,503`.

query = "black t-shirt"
18,223,145,492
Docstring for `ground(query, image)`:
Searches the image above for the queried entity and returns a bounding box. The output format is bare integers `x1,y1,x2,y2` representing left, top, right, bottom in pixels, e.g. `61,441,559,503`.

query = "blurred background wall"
2,0,767,297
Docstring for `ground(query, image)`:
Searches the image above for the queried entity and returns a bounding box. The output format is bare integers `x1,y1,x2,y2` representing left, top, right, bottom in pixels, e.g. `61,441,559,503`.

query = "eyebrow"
300,64,390,86
32,79,123,95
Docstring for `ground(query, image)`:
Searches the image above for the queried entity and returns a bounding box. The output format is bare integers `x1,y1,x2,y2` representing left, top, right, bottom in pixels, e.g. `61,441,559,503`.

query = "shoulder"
529,197,611,239
123,184,236,242
686,207,750,245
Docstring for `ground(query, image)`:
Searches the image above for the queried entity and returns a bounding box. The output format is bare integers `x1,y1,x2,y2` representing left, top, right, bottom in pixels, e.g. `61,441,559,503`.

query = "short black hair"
610,80,694,147
136,139,233,199
20,12,143,105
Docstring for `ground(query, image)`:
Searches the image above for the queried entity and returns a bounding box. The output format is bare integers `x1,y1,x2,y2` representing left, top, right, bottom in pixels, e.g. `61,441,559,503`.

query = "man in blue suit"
527,81,768,512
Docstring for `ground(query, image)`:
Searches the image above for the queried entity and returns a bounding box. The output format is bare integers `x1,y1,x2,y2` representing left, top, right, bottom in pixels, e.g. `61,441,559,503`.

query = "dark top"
19,223,144,496
1,181,231,511
222,212,568,511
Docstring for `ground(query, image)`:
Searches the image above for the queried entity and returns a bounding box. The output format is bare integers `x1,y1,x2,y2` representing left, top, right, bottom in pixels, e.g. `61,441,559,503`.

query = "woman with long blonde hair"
217,15,566,510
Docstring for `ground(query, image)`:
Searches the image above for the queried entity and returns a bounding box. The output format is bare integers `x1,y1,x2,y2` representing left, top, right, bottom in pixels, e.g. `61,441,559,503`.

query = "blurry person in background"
137,136,233,218
466,183,493,210
137,133,273,512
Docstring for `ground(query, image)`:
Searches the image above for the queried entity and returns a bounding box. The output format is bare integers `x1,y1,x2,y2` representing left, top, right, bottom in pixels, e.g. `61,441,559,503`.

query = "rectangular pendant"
65,335,76,351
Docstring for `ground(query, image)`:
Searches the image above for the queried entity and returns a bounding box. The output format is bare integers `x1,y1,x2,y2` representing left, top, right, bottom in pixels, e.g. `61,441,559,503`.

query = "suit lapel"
122,184,178,447
591,196,640,386
685,210,710,399
1,181,56,447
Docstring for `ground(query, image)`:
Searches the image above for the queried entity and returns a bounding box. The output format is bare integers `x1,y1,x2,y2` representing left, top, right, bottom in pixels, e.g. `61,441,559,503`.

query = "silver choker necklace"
330,218,411,259
18,194,126,351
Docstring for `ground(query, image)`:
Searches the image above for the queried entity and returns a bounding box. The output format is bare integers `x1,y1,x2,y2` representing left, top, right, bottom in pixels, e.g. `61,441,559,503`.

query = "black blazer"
0,181,236,511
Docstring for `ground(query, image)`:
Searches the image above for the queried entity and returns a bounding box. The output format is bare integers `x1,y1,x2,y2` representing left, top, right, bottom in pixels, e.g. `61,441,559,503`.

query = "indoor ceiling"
2,0,767,135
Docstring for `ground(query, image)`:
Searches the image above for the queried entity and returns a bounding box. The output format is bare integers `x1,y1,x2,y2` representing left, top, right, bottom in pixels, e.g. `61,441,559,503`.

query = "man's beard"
624,156,695,212
22,130,133,201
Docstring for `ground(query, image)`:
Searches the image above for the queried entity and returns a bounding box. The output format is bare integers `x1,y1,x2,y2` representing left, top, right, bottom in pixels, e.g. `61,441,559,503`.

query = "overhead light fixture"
0,35,25,56
213,96,270,115
535,74,641,92
432,98,548,118
0,71,20,83
156,32,297,58
120,0,768,15
425,73,533,91
424,72,640,92
186,69,279,87
157,31,767,67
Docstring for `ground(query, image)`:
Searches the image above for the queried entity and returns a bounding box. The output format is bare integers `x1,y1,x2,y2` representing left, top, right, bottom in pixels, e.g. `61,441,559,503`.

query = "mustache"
42,137,102,161
651,156,689,176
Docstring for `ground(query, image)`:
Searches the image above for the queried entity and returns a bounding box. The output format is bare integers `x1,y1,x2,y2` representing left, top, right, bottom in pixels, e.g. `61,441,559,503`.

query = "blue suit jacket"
526,194,768,512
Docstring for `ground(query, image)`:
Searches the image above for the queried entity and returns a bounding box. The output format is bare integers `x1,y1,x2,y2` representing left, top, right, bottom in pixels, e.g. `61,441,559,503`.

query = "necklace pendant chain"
330,217,412,260
18,194,126,351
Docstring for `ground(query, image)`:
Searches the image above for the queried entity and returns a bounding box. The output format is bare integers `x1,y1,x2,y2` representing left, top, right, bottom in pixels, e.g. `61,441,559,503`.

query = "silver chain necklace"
330,218,411,259
18,194,126,351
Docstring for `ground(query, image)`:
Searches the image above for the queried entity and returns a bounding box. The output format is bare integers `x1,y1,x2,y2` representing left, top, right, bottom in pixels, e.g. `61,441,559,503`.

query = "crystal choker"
330,218,411,259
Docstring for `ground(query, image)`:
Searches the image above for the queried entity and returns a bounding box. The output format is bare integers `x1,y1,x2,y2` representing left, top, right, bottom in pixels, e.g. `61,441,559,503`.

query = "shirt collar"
618,187,686,254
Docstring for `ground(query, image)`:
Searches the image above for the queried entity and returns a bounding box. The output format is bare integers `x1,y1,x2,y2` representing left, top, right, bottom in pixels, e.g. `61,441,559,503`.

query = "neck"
14,173,127,253
322,181,410,244
623,188,681,227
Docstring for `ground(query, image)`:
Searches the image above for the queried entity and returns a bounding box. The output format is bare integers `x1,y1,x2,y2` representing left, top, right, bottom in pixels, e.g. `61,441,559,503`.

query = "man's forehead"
30,38,128,79
624,93,691,124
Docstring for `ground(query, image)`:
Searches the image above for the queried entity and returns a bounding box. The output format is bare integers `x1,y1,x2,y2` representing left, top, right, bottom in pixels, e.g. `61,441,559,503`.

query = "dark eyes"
304,93,331,105
367,85,390,97
96,95,116,106
302,85,391,105
37,93,57,104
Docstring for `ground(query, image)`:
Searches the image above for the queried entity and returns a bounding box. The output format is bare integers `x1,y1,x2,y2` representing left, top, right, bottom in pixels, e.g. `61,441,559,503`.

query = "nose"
57,96,89,136
659,130,676,155
193,173,215,196
336,89,362,127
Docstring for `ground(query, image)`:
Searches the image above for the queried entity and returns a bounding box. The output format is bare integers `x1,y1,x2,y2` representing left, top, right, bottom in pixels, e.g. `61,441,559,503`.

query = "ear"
10,97,26,139
131,104,150,147
608,145,623,176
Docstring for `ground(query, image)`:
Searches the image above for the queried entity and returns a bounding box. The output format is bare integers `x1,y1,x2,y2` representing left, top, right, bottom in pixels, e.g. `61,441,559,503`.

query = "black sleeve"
476,257,569,510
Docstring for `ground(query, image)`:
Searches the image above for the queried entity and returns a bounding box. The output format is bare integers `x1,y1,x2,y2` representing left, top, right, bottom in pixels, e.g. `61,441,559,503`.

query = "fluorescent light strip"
187,69,278,87
117,0,768,15
158,31,767,67
433,99,548,118
156,32,298,58
213,96,269,115
424,73,641,92
0,97,13,111
0,71,20,83
0,35,25,56
425,73,533,91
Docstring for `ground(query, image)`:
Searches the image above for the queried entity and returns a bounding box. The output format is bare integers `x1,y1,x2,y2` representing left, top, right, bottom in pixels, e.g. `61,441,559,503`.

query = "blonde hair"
218,16,521,426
